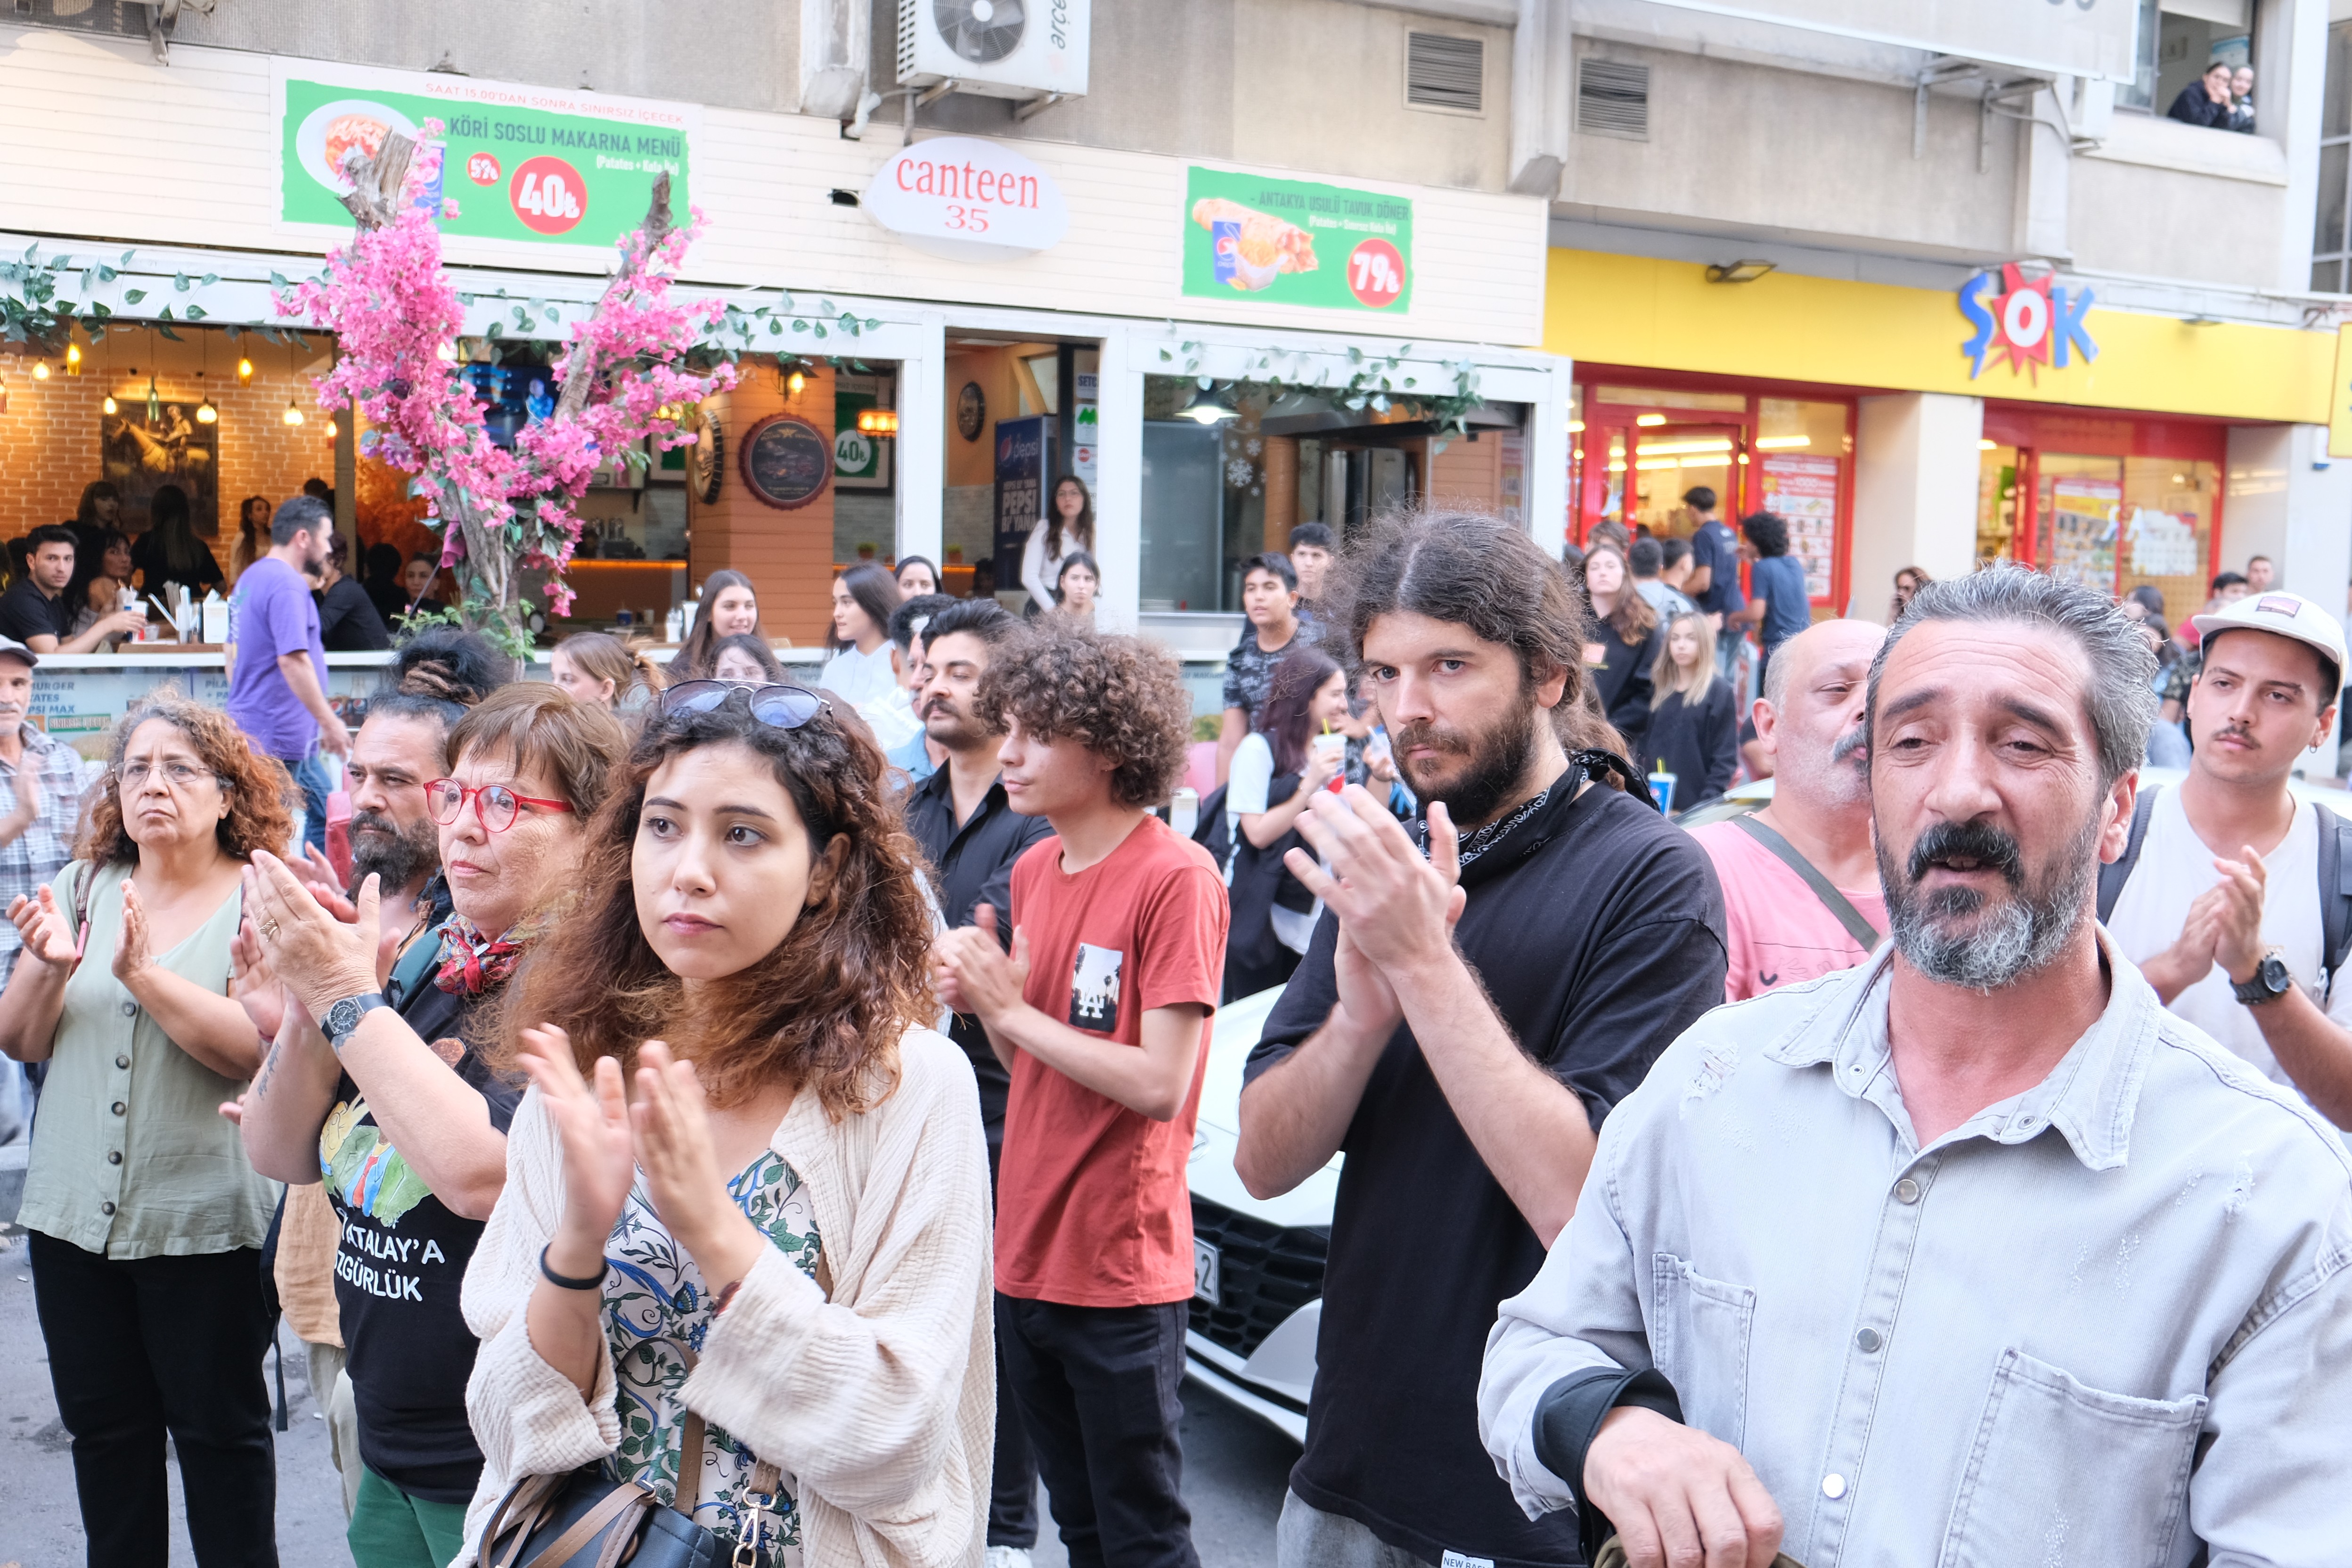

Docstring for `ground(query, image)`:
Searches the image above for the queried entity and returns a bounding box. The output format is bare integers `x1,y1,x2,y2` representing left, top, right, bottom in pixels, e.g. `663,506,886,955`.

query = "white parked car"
1184,984,1329,1442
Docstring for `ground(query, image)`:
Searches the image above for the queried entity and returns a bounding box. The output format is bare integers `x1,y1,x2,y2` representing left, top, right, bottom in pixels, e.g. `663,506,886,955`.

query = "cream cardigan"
454,1028,993,1568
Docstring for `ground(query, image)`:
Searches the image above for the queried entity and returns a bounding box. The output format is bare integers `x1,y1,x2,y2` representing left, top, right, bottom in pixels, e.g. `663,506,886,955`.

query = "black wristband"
539,1242,606,1291
1532,1366,1685,1566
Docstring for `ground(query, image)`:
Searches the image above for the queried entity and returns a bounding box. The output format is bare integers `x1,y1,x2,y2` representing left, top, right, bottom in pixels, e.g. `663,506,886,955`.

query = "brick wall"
0,354,337,542
690,361,836,648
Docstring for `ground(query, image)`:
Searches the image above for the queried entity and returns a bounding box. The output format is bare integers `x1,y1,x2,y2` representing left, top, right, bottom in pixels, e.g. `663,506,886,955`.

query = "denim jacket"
1480,933,2352,1567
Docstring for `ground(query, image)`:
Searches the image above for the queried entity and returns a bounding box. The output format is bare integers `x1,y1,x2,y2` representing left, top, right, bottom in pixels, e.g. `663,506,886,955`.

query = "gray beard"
349,813,440,897
1879,811,2100,994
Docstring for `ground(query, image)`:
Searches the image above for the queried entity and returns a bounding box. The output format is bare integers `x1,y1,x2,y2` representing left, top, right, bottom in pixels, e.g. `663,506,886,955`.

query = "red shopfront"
1975,403,2228,628
1571,369,1855,612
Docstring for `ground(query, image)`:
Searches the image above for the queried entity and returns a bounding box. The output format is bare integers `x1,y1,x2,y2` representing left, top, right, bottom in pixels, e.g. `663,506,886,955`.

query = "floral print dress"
601,1152,823,1561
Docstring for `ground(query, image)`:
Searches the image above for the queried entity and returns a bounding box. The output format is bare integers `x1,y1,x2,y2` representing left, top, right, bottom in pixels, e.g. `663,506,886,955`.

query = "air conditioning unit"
898,0,1090,103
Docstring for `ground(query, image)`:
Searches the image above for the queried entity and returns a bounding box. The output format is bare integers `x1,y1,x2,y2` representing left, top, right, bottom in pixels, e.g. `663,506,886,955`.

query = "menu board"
1758,454,1839,600
2043,476,2120,590
2127,506,2201,578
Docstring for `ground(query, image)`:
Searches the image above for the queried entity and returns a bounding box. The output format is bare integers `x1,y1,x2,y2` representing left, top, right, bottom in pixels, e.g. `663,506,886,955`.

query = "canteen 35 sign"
275,59,696,249
1959,263,2098,381
861,136,1070,263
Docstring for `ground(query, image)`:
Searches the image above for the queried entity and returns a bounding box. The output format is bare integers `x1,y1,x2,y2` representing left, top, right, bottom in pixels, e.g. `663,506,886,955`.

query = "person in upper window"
2228,64,2256,132
2168,59,2238,129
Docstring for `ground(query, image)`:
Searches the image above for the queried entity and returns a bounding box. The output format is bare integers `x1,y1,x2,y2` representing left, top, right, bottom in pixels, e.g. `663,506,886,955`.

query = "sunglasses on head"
659,679,829,730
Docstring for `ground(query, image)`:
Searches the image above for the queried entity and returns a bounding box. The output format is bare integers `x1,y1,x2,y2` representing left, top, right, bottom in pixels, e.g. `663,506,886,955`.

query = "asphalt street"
0,1224,1291,1568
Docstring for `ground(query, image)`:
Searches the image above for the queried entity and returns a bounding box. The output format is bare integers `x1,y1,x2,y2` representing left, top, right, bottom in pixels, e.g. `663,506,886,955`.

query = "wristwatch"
323,991,390,1051
2232,952,2293,1007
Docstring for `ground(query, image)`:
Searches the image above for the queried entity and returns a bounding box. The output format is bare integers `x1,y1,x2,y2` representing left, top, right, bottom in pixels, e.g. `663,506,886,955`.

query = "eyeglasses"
117,760,218,790
425,778,575,834
660,680,828,730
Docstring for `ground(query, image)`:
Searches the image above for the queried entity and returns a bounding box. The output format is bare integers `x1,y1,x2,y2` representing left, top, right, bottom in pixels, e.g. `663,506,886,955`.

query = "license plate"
1193,1238,1221,1306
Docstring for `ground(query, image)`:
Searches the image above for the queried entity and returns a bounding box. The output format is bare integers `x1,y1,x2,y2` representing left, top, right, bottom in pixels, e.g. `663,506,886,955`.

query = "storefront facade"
1548,247,2352,621
0,28,1569,653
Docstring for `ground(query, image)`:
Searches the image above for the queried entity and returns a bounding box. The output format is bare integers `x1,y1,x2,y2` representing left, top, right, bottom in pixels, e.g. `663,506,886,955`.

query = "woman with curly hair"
933,621,1227,1568
454,679,992,1568
0,691,293,1568
234,683,626,1568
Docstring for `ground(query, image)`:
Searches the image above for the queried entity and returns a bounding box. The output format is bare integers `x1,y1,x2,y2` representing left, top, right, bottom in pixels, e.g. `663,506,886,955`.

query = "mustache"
1389,718,1469,757
1831,723,1868,768
920,693,963,721
348,808,401,838
1906,820,2025,888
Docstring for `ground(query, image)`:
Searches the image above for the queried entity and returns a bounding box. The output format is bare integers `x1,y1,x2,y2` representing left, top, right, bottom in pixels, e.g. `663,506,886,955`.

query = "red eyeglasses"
425,778,574,834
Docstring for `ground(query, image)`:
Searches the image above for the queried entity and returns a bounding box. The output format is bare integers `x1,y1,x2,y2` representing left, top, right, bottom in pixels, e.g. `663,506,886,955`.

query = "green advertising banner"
1181,167,1413,313
275,61,694,250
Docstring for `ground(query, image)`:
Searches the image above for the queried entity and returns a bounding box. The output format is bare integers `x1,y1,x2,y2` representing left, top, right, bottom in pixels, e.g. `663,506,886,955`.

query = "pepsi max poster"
994,415,1052,578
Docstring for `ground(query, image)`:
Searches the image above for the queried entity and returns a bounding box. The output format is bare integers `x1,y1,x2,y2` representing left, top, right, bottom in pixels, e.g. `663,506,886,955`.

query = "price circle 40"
510,155,587,236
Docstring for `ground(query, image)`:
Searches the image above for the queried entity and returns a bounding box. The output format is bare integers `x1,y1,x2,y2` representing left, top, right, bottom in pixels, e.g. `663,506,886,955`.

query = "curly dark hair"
78,689,294,866
977,622,1193,809
498,689,936,1119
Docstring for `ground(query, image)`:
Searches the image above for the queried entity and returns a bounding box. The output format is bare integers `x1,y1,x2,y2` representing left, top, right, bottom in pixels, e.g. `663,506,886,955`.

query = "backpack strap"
1731,813,1882,951
2096,783,2160,925
2317,800,2352,1005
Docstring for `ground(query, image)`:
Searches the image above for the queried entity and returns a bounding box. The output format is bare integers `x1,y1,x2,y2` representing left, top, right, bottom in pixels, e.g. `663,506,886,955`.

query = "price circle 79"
1347,238,1406,308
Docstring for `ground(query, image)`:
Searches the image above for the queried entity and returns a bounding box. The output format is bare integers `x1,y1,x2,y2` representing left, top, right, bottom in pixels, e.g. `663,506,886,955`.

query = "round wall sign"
691,409,725,504
739,413,833,510
957,381,987,441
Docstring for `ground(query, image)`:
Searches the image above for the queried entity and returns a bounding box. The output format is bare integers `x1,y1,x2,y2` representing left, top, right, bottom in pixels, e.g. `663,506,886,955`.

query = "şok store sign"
275,60,696,247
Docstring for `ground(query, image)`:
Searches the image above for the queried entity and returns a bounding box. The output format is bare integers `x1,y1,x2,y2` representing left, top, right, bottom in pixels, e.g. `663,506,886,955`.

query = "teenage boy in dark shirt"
1235,510,1728,1568
1217,552,1305,785
934,621,1229,1568
901,594,1055,1562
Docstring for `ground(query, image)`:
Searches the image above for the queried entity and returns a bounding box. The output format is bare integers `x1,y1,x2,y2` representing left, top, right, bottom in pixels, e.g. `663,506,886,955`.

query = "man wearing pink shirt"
1690,619,1887,1000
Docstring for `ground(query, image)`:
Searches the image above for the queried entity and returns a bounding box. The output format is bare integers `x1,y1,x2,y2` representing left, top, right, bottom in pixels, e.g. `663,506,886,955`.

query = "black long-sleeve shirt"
1642,675,1740,810
903,762,1056,1147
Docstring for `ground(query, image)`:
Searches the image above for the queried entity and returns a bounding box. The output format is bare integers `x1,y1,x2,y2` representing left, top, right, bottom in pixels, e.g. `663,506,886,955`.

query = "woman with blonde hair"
457,680,991,1567
0,691,294,1568
1642,609,1740,810
550,631,667,711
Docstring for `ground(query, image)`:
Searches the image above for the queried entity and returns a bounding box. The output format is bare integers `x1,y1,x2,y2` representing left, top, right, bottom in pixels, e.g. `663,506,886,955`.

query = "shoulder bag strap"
2317,801,2352,1004
2095,784,2160,925
672,1339,786,1558
1731,813,1882,950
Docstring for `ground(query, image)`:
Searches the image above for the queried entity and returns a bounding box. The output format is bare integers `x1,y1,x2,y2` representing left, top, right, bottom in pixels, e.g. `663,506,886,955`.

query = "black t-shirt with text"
1245,773,1728,1568
321,969,521,1503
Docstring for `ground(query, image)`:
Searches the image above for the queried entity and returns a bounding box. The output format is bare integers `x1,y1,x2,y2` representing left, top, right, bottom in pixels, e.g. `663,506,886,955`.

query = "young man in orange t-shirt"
934,623,1228,1568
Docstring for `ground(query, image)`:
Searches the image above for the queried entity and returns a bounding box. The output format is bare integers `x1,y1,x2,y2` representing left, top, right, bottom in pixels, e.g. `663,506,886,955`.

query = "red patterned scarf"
433,915,528,996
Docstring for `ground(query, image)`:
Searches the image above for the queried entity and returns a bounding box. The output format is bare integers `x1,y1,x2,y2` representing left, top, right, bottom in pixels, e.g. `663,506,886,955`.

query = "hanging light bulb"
196,395,217,425
785,368,807,397
65,343,82,376
31,359,49,381
283,397,305,426
101,391,117,416
146,372,161,423
237,355,254,382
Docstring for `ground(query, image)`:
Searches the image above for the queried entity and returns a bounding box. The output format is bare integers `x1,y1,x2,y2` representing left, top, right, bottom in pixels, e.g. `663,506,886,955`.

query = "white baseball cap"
0,636,39,669
2191,590,2348,690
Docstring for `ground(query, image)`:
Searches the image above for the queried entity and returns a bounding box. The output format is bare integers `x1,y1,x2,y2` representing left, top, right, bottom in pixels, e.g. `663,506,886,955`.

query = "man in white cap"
2102,589,2352,1124
0,635,91,1141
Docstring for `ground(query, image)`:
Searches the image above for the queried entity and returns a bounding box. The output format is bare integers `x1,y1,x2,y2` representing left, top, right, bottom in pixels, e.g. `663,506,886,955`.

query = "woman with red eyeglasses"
233,683,628,1568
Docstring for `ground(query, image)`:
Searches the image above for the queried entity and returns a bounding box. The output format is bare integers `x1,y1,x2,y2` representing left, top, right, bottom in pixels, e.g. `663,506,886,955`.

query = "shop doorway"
943,335,1101,614
1976,411,2225,628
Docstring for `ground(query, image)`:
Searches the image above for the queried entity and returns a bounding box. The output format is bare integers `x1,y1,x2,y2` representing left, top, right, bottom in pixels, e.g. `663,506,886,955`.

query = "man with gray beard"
1689,620,1886,999
1480,565,2352,1568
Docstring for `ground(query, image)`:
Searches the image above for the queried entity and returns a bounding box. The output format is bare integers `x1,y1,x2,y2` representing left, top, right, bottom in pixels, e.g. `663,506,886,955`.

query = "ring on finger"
257,918,282,939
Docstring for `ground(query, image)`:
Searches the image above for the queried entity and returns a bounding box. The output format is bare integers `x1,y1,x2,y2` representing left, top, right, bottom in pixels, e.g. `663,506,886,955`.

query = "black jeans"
996,1294,1197,1568
29,1231,279,1568
985,1141,1039,1550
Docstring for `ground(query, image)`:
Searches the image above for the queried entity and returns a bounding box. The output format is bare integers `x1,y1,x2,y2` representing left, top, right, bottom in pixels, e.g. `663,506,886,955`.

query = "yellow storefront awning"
1545,249,2334,426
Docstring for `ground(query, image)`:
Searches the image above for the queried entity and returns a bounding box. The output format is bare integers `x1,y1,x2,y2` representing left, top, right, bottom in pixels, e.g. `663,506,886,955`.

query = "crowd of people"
0,495,2346,1568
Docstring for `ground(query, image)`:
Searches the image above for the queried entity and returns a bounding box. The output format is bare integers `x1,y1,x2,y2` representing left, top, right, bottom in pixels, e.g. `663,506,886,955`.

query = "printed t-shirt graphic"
1069,942,1124,1029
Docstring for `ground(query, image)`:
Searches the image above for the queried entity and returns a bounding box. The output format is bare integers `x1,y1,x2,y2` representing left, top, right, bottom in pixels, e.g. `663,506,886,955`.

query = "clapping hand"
516,1025,636,1271
8,884,84,972
933,904,1031,1023
629,1041,762,1282
245,852,381,1017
